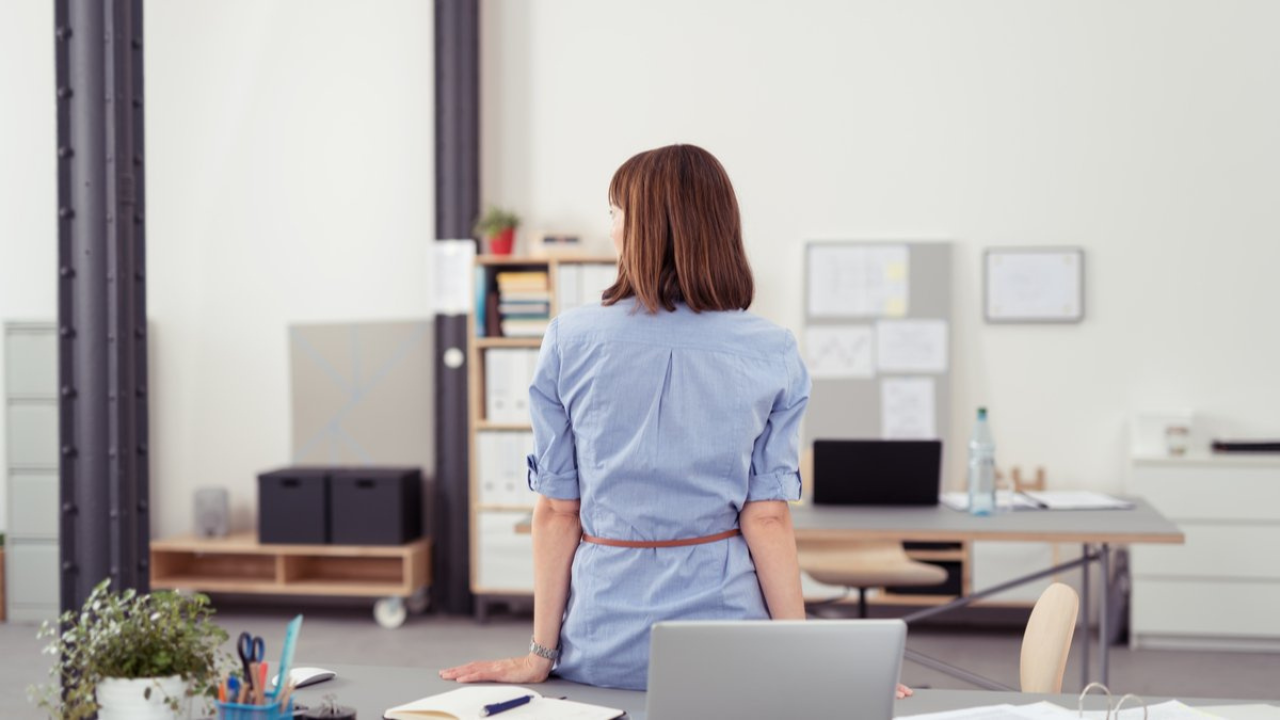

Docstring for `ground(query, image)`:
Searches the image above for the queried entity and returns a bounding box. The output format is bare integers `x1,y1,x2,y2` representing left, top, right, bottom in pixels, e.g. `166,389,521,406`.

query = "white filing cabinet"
1128,454,1280,651
4,322,60,623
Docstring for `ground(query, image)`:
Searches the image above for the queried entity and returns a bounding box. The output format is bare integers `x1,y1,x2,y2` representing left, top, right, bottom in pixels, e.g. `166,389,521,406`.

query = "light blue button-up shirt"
524,297,811,690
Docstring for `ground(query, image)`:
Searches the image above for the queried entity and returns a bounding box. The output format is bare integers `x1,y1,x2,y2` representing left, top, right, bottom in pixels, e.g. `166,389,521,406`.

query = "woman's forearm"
741,501,806,620
531,496,583,651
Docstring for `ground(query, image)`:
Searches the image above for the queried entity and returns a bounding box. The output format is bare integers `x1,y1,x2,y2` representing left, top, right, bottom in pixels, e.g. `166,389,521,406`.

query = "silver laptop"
646,619,906,720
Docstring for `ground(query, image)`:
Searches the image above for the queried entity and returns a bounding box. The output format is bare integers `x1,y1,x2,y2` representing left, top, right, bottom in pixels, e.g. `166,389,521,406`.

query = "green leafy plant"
31,579,234,720
473,206,521,238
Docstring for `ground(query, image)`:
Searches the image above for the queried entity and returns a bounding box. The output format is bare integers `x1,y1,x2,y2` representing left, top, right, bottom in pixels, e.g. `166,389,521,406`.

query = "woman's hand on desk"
897,684,914,699
439,654,554,684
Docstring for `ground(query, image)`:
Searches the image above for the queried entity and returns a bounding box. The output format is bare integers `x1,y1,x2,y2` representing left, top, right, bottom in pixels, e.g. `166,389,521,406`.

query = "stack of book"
495,270,551,337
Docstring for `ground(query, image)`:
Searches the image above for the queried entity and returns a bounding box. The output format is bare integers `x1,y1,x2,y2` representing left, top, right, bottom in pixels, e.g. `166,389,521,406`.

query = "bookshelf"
468,254,618,619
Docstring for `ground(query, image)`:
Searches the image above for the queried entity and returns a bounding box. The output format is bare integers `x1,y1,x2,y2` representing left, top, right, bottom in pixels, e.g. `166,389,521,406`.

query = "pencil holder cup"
216,697,294,720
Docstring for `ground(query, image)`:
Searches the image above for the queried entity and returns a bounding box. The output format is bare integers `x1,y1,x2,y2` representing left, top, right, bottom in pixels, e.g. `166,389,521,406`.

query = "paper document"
941,491,1043,512
1021,491,1134,511
881,377,936,439
1195,704,1280,719
808,244,909,317
898,702,1074,719
806,325,874,378
432,239,477,314
385,685,624,720
1079,700,1224,719
900,701,1228,720
876,319,948,373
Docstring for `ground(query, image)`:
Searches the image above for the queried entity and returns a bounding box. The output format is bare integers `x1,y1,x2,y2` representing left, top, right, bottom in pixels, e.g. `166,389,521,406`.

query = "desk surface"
297,663,1258,719
790,497,1184,545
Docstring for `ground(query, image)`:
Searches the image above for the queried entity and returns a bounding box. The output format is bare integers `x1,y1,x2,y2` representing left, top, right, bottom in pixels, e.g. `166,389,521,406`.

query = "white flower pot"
96,675,192,720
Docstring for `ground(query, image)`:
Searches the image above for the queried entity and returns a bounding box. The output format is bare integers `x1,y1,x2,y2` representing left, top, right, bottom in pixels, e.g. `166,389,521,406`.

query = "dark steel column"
434,0,479,614
55,0,151,613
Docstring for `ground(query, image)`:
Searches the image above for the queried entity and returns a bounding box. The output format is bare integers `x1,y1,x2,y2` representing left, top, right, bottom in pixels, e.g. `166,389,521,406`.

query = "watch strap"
529,636,560,661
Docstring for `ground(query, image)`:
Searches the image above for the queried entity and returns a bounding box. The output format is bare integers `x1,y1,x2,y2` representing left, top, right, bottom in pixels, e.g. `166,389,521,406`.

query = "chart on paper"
805,325,874,378
808,244,909,318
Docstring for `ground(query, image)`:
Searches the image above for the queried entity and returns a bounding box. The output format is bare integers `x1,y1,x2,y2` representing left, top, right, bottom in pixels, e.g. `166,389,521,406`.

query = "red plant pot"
488,227,516,255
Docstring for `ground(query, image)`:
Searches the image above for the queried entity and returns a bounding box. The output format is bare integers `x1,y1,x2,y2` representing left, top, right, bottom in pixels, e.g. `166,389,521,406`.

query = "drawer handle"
356,479,376,489
281,479,300,488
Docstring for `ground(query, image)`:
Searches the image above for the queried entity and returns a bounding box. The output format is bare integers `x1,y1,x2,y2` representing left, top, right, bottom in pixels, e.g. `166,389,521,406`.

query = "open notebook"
383,686,625,720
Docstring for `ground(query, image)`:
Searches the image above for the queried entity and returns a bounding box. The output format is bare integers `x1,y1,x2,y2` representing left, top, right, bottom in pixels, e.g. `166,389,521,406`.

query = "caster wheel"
407,591,430,614
374,597,407,628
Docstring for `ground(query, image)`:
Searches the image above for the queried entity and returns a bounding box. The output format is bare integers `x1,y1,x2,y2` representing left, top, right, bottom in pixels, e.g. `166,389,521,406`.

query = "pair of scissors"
238,631,266,695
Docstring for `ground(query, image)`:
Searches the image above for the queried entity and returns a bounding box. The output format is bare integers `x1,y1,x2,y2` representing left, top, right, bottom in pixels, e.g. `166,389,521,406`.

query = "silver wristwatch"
529,636,561,661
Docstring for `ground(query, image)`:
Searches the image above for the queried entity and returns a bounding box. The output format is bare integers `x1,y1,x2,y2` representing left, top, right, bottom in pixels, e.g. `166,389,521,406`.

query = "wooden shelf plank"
474,421,533,432
476,254,616,266
474,337,543,349
151,533,428,559
151,575,408,598
476,504,536,513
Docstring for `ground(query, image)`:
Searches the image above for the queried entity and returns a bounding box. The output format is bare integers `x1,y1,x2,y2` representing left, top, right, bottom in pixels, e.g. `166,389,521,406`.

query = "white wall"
145,0,434,536
0,0,435,536
481,0,1280,490
0,0,57,533
5,0,1279,535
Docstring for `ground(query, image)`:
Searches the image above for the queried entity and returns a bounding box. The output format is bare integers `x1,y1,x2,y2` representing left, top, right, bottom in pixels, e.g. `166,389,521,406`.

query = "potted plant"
32,579,233,720
473,206,521,255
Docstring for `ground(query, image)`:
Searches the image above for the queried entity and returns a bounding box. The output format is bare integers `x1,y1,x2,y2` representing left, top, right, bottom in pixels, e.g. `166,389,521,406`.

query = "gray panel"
4,327,57,398
802,243,953,489
6,540,59,607
8,473,59,539
289,321,435,474
6,402,59,468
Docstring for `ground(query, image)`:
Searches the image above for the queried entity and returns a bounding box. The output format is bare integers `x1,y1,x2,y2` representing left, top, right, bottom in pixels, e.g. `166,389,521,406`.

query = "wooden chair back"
1020,582,1080,693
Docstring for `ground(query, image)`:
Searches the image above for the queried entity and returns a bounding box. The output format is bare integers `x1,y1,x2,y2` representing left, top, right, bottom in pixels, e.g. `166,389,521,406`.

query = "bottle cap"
977,407,988,420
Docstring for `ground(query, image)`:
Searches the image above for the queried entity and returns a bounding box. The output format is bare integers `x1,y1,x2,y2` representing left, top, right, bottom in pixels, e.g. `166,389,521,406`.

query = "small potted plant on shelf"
473,206,521,256
32,579,233,720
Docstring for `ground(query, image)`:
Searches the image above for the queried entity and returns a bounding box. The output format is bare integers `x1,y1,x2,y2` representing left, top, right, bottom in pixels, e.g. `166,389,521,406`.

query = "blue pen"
481,694,534,716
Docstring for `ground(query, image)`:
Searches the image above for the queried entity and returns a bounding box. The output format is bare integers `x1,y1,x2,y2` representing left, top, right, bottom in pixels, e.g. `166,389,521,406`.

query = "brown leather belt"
580,528,741,548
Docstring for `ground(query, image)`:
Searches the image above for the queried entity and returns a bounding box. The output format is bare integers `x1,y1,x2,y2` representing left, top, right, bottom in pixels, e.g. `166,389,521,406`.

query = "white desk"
296,663,1264,720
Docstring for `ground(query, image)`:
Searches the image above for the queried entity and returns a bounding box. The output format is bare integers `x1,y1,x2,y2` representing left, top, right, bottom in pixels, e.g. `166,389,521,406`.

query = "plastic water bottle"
967,407,997,516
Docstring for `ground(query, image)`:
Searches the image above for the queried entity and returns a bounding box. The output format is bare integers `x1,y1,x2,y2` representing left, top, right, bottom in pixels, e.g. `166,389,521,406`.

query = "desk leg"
1100,542,1111,686
1080,543,1091,688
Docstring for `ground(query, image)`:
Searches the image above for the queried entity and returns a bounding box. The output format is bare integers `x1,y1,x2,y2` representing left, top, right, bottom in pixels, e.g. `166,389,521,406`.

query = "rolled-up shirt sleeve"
747,331,811,502
525,318,581,500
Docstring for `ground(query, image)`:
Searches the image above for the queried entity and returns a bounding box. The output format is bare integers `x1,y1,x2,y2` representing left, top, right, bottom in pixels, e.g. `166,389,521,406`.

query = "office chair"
796,450,948,618
1020,582,1080,693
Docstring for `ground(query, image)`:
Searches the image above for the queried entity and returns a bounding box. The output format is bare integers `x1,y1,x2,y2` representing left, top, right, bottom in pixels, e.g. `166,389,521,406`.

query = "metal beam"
55,0,151,612
433,0,479,614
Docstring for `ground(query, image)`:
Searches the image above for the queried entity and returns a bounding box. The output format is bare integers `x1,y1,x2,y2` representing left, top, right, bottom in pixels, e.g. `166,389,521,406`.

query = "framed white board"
984,247,1084,323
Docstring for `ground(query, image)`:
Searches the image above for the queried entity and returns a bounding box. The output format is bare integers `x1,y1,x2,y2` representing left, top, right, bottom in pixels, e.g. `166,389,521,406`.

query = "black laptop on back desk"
812,439,942,506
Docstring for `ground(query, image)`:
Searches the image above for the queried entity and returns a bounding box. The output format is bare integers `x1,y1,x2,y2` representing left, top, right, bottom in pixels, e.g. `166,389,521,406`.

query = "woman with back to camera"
442,144,911,697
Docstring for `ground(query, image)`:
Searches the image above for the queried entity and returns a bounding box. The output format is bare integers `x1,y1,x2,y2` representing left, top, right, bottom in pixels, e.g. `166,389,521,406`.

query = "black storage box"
330,467,423,545
258,467,330,544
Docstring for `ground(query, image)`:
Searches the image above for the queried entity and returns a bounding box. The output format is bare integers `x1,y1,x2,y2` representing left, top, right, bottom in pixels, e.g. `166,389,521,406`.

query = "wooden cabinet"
1128,454,1280,651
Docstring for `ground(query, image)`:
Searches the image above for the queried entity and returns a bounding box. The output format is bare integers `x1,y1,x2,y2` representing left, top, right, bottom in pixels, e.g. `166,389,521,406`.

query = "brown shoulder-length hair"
603,144,754,313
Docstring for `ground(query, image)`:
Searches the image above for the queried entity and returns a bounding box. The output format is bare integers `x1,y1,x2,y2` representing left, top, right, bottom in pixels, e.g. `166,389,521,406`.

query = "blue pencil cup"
216,695,293,720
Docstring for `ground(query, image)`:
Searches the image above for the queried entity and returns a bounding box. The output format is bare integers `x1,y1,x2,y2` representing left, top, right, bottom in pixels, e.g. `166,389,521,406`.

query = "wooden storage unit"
151,533,431,628
468,254,617,619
